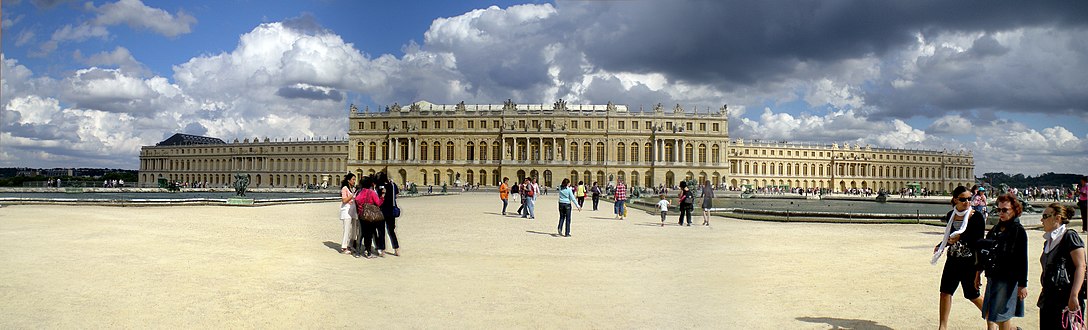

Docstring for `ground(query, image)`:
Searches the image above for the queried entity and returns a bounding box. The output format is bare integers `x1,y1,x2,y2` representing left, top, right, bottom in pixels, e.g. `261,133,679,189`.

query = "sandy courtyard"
0,193,1057,328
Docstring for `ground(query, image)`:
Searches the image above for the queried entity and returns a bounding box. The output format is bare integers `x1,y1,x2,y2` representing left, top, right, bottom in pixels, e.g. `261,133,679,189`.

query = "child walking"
656,194,670,227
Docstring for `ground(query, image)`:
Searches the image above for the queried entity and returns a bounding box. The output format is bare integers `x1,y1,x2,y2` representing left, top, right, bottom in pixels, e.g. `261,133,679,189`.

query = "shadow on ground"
525,230,561,237
322,241,340,251
796,317,893,330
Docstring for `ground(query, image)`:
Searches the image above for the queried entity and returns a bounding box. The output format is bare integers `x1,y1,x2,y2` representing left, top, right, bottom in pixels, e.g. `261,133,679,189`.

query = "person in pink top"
354,175,384,258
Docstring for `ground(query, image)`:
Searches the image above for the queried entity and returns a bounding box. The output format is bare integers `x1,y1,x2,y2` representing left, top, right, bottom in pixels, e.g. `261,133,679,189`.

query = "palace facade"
348,100,730,189
138,100,975,193
138,133,349,188
726,139,974,193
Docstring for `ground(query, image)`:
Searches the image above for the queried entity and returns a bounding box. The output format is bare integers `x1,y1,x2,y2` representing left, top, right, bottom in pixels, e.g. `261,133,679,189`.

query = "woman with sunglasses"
981,193,1029,330
1038,203,1085,329
935,186,986,330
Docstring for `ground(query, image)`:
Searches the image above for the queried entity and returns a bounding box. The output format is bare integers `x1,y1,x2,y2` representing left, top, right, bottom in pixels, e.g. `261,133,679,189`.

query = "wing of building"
139,101,974,193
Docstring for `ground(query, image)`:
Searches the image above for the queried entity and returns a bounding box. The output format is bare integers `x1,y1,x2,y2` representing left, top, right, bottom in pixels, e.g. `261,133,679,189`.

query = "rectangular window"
633,121,639,130
519,120,526,128
686,122,693,131
713,123,720,131
468,121,474,129
699,123,706,131
402,121,408,129
646,121,652,130
358,122,364,130
493,120,499,129
383,121,389,129
545,120,552,128
481,120,486,129
618,121,625,129
667,122,673,129
422,121,429,129
434,120,440,129
447,120,453,129
532,120,539,128
370,122,376,130
572,121,578,129
598,121,604,129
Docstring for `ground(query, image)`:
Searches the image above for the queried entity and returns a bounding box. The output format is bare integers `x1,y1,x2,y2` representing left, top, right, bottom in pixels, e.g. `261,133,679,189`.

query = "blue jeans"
502,198,508,214
614,200,625,216
558,203,572,235
527,198,536,218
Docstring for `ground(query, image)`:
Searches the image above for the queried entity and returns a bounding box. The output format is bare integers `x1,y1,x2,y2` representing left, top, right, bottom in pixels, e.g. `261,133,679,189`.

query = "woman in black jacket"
935,186,986,330
981,193,1029,329
376,171,399,256
1038,203,1085,329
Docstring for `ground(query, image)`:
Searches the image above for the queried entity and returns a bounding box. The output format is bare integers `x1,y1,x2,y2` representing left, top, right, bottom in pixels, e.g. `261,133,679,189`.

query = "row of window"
355,141,725,163
357,119,722,132
732,148,970,163
730,161,972,180
143,157,343,172
146,145,344,156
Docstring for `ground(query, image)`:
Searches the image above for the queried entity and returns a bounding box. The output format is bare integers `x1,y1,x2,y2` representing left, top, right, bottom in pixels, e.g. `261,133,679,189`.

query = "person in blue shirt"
557,178,578,237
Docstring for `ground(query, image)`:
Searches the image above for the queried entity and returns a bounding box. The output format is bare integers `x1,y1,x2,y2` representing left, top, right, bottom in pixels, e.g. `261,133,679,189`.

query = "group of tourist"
496,176,724,236
936,182,1088,330
338,172,401,259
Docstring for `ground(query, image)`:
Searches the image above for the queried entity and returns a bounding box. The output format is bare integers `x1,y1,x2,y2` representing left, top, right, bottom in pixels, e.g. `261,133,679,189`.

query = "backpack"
681,190,694,205
527,186,535,197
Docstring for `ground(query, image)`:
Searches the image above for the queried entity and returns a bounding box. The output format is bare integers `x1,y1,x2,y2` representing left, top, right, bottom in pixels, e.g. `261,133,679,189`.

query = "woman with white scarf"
934,186,986,330
1038,203,1085,329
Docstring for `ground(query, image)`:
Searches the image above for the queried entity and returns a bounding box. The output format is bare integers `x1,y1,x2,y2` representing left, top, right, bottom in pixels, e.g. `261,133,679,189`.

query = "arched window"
645,143,653,162
466,142,475,161
712,144,720,163
684,143,693,163
433,141,441,160
420,142,429,161
583,142,591,161
480,142,488,161
617,142,626,162
446,142,455,161
698,144,707,163
570,142,579,162
369,142,377,161
596,142,605,162
631,144,640,164
381,141,389,161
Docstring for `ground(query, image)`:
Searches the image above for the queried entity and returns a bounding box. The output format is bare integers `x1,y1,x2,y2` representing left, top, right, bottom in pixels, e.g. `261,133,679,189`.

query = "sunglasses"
957,197,971,202
997,207,1011,214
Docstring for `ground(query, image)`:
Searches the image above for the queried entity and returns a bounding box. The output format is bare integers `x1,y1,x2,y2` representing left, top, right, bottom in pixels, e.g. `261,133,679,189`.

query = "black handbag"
977,238,1002,273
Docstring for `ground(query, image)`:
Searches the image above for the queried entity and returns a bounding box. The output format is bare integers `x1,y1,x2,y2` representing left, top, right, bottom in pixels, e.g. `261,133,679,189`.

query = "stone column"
673,139,679,163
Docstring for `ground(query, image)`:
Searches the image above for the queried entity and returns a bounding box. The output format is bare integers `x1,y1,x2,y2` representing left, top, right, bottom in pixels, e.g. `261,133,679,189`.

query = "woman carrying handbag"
354,175,384,259
1039,203,1086,329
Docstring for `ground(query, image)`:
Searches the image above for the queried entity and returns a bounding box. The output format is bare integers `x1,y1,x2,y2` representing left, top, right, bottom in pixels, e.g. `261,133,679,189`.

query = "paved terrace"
0,193,1070,328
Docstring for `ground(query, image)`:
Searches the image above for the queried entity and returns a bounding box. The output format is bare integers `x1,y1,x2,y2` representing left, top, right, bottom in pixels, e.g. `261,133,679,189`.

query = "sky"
2,0,1087,175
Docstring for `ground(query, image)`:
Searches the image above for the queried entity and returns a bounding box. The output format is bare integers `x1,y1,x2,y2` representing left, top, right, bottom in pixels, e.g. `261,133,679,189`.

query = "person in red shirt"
614,179,627,220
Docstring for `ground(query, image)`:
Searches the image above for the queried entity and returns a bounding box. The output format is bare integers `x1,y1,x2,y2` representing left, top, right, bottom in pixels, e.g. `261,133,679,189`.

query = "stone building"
138,133,349,188
726,139,974,193
139,100,975,193
348,100,730,189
